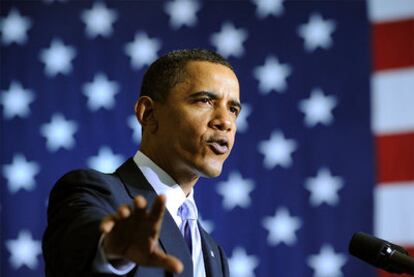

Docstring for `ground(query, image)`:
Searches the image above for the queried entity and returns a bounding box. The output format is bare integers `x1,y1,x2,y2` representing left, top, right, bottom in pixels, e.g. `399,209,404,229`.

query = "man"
43,49,241,277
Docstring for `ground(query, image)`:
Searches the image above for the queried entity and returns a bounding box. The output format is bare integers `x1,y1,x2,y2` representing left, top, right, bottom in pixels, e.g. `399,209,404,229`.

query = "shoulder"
48,168,129,209
53,168,123,192
57,168,119,185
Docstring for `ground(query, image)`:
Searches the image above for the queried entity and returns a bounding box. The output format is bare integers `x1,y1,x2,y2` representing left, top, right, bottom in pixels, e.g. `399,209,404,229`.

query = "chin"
197,160,224,178
204,169,222,178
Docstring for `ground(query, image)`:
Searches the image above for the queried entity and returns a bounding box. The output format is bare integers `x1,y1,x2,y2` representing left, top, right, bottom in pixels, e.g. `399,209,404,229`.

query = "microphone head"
349,232,407,274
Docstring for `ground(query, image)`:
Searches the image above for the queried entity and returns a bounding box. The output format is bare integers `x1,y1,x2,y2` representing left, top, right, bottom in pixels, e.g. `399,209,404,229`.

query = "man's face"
153,61,240,180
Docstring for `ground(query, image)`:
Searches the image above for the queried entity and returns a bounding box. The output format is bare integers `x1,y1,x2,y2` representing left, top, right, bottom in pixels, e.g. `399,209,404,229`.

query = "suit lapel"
198,223,223,277
115,158,193,277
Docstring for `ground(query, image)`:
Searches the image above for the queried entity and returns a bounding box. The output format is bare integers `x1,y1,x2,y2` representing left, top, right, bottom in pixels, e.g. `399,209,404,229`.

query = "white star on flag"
210,22,248,58
164,0,201,29
40,113,78,152
304,167,344,207
39,38,76,77
299,87,337,127
2,154,40,194
125,32,161,70
83,73,120,111
236,103,252,133
81,2,118,38
253,56,292,94
216,171,255,210
307,244,347,277
298,13,336,52
262,207,302,246
87,146,124,173
228,247,259,277
251,0,284,18
0,8,32,45
0,81,35,119
6,230,42,270
258,130,297,169
127,115,142,144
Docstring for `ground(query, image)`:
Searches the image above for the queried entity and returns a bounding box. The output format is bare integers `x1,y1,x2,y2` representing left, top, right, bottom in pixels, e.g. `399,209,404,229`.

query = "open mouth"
206,138,229,155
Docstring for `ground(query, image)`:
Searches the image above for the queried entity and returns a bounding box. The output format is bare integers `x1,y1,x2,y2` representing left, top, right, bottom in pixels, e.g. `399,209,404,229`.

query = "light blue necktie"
177,200,206,277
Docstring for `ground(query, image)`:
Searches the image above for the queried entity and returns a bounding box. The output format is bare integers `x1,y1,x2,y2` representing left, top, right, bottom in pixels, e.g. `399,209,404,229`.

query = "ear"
135,96,158,133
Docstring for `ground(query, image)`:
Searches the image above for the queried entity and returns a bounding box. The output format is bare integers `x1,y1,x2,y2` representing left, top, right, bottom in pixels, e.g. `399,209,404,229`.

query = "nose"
208,106,233,132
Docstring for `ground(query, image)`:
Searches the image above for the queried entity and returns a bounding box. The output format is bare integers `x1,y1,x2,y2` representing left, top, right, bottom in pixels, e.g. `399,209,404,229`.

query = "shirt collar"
133,150,198,224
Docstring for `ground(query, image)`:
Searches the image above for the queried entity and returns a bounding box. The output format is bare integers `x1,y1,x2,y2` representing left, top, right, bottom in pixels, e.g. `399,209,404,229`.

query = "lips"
206,137,229,155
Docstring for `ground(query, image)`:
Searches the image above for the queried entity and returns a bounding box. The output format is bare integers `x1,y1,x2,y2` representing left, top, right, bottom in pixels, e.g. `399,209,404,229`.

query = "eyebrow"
189,91,242,111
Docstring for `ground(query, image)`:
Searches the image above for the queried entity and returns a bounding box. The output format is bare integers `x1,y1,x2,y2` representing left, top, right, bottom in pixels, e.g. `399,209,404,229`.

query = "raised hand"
99,194,183,274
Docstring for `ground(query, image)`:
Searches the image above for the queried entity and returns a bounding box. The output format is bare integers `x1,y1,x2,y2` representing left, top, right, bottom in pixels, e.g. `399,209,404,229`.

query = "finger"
149,195,166,238
117,204,131,219
149,194,166,223
132,196,148,220
133,195,147,209
99,216,116,233
150,248,184,274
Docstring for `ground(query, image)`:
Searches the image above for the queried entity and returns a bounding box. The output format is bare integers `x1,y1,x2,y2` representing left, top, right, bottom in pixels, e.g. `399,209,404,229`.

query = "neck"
178,176,198,196
139,146,199,196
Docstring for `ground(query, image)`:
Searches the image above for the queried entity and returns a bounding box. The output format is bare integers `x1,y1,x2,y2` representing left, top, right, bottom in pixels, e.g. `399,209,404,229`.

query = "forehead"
179,61,240,97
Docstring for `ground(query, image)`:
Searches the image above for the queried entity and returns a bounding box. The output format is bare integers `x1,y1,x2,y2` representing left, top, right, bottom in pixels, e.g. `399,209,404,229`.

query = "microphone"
348,232,414,275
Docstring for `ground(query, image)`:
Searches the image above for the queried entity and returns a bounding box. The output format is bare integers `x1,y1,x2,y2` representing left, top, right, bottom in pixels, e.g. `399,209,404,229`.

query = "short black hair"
140,49,234,102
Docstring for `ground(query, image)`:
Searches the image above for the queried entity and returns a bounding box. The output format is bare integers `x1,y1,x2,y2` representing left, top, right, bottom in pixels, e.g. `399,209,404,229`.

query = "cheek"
180,111,208,136
175,118,207,151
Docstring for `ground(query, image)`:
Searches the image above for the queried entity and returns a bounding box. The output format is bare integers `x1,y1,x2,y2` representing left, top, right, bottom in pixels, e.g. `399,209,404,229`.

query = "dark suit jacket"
43,158,229,277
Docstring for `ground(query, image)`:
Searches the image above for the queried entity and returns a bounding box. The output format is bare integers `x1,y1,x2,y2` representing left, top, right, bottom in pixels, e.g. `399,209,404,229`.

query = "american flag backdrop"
1,0,413,276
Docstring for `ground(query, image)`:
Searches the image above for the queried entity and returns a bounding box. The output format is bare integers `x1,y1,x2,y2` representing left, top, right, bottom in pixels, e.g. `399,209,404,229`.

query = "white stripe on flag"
374,181,414,245
368,0,414,22
371,67,414,135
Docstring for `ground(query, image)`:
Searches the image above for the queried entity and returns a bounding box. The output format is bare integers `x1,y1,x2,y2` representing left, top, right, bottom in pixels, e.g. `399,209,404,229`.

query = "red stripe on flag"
373,18,414,71
376,132,414,183
378,247,414,277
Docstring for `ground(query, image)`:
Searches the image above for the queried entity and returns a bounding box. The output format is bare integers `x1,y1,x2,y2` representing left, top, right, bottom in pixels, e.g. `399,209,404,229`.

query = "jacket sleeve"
42,169,129,277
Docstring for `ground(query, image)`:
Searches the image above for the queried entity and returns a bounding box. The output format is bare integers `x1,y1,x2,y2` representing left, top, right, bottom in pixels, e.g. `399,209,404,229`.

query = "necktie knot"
178,200,197,221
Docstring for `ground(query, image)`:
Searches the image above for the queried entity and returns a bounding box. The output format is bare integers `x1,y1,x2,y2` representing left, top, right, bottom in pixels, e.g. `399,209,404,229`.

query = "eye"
197,98,211,104
230,106,240,116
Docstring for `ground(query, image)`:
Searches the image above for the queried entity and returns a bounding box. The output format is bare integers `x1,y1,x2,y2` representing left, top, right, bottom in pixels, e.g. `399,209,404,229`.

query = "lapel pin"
210,250,215,258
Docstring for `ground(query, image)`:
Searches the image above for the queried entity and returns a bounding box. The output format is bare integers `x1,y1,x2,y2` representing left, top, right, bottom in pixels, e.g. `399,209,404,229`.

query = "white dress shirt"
94,151,206,277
